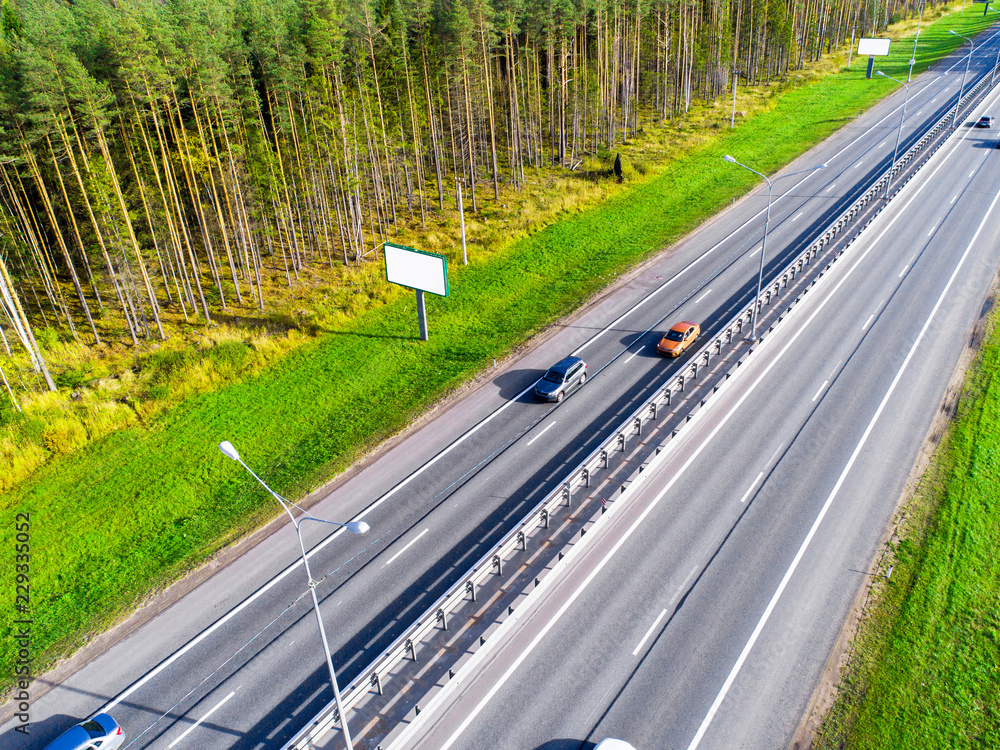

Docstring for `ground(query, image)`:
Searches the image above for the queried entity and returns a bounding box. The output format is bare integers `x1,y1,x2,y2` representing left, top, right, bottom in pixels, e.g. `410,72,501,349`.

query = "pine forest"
0,0,928,392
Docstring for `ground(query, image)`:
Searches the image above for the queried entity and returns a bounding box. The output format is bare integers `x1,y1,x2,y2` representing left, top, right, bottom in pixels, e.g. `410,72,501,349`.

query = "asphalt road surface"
5,23,1000,750
394,58,1000,750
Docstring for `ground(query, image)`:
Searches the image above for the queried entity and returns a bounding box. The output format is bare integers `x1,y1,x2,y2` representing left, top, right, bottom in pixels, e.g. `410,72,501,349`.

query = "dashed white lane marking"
862,313,875,331
952,194,959,204
696,289,713,304
738,473,765,505
812,380,829,402
826,183,837,192
632,609,669,656
686,169,1000,750
384,529,430,566
526,422,556,446
168,690,237,749
899,264,910,277
928,224,937,236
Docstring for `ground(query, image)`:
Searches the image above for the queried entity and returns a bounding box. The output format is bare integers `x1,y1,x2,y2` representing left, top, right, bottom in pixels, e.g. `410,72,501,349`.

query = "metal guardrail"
282,63,998,750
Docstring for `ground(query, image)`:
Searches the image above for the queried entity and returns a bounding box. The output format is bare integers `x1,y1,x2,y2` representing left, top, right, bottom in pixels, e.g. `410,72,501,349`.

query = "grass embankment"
815,307,1000,749
2,5,995,697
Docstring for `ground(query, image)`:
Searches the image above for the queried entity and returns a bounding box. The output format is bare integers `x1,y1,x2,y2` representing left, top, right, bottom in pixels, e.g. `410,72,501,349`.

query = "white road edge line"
685,161,1000,750
384,529,430,566
167,690,237,749
738,473,764,505
811,380,829,402
526,422,557,446
632,609,669,656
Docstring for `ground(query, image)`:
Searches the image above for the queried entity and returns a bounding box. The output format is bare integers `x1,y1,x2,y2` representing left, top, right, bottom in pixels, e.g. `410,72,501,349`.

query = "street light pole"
731,69,741,129
218,441,369,750
723,156,827,339
876,71,911,199
950,30,974,128
907,1,925,83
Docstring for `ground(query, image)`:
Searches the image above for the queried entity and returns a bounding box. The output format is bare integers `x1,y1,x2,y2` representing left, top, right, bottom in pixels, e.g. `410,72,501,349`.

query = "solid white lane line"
696,289,713,304
738,473,764,505
899,264,910,277
685,156,1000,750
767,443,786,465
632,609,669,656
812,380,829,402
168,691,236,749
526,422,557,446
862,314,875,331
385,529,430,566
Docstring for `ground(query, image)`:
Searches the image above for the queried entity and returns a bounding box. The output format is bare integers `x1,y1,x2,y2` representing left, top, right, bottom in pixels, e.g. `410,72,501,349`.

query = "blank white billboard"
384,243,449,297
857,38,891,56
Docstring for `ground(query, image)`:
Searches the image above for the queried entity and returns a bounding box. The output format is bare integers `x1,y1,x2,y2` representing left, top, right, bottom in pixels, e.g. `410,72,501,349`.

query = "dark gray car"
534,356,588,402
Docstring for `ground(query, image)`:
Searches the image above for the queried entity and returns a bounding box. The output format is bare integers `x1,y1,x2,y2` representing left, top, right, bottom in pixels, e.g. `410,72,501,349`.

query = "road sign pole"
417,290,428,341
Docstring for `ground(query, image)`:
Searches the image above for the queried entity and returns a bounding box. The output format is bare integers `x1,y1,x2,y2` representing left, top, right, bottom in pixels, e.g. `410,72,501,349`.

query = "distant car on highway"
975,115,994,128
657,321,700,357
42,713,125,750
535,356,587,402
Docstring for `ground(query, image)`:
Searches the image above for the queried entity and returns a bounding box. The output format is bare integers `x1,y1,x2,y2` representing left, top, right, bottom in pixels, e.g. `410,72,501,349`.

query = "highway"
5,22,1000,750
394,61,1000,750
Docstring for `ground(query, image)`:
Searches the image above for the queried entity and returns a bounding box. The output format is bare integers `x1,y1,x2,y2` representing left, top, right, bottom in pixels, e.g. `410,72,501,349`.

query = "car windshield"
665,330,685,341
82,720,106,738
543,369,565,383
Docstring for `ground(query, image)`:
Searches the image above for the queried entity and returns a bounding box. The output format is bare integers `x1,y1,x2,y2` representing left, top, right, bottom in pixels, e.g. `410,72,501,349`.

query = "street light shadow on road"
494,368,545,399
532,740,597,750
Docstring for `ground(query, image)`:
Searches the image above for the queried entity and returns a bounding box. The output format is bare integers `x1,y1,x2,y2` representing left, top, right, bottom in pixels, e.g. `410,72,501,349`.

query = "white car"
42,713,125,750
595,740,638,750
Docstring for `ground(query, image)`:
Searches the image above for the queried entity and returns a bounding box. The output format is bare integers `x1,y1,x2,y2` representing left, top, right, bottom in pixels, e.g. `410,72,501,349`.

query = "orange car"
657,321,700,357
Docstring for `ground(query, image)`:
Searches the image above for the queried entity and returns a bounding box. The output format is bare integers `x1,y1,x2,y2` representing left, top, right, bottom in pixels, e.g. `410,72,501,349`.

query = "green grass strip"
1,6,996,696
816,311,1000,749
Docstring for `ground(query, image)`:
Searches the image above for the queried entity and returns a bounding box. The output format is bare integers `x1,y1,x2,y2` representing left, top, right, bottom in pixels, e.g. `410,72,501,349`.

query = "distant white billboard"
384,243,449,297
857,38,891,56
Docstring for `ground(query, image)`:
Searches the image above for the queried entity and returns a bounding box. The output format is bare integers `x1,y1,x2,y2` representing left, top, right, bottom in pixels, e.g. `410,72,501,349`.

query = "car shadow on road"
533,741,597,750
494,368,544,399
2,713,78,748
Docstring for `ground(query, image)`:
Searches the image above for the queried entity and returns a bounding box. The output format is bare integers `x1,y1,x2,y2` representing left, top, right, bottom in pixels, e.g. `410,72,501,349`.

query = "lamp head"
723,154,736,164
949,29,957,35
346,521,370,535
876,70,886,77
219,441,241,462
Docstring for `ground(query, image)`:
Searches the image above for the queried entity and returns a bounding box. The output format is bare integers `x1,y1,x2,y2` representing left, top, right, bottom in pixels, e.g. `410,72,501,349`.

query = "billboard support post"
417,290,428,341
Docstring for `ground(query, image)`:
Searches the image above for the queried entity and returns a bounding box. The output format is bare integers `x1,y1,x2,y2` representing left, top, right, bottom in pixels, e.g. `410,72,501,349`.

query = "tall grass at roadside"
816,308,1000,749
1,5,996,696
